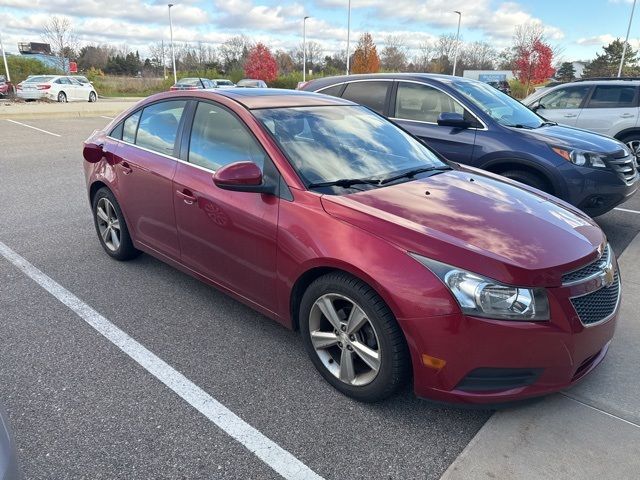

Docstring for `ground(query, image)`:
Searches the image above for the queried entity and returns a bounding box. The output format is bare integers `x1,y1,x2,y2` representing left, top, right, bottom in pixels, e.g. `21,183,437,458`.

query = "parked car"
0,406,20,480
83,89,619,404
236,79,268,88
0,76,11,97
301,74,639,216
523,78,640,158
16,75,97,102
210,79,236,89
169,78,215,91
487,80,511,96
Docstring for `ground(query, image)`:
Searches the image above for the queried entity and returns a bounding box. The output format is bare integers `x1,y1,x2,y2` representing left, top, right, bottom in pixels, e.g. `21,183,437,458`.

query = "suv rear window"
586,85,637,108
341,81,390,115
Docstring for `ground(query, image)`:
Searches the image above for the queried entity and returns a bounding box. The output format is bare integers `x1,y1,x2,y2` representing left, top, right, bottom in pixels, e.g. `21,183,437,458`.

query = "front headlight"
410,254,550,321
551,146,606,168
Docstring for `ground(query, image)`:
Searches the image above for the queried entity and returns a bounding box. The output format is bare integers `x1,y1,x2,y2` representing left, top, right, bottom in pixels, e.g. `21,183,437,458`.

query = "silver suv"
523,78,640,157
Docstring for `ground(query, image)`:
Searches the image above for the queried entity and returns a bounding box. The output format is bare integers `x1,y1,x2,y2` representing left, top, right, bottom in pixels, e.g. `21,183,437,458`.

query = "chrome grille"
562,244,611,285
570,271,620,325
606,153,638,185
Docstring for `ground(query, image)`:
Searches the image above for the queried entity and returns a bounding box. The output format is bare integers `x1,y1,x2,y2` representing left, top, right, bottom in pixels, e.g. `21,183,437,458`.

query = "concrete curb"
440,232,640,480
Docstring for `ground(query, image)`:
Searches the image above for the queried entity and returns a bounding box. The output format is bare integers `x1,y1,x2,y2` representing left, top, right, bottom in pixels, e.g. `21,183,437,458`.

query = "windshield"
253,105,447,192
217,80,233,85
454,80,544,128
177,78,200,86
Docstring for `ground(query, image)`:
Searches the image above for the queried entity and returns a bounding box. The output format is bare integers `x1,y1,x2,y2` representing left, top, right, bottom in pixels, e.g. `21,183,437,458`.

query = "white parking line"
0,240,324,480
614,207,640,214
99,115,114,120
5,119,61,137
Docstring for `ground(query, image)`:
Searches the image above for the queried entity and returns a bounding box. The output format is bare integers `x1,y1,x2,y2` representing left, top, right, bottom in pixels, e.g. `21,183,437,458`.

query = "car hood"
513,124,627,155
321,169,605,287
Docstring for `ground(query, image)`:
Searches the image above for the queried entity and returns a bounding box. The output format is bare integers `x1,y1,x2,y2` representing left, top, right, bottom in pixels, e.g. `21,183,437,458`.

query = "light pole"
452,10,462,77
0,29,10,84
168,3,177,85
346,0,351,75
303,16,310,82
618,0,637,77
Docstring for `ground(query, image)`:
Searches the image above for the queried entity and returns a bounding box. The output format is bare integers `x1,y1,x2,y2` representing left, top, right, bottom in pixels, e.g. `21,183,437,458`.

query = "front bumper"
399,269,620,405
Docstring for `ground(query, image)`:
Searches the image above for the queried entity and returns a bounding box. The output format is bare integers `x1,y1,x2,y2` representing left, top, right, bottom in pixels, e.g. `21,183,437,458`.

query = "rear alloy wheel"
57,91,67,103
89,91,97,103
300,272,409,402
92,188,140,261
501,169,550,194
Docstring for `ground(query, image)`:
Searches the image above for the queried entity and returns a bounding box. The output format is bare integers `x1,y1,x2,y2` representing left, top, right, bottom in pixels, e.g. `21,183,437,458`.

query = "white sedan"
17,75,98,102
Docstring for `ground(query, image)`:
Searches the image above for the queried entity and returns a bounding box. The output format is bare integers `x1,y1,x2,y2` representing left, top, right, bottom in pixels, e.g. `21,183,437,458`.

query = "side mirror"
437,112,472,129
531,103,544,112
83,142,104,163
213,161,276,194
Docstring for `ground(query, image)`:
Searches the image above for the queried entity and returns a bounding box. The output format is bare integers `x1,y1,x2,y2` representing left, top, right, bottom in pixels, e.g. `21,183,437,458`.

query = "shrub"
0,56,59,85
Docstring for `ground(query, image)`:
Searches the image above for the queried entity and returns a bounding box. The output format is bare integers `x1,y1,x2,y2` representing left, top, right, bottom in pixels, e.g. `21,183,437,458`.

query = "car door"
172,100,279,312
532,85,592,126
576,84,639,136
389,81,478,163
111,99,188,260
69,77,85,100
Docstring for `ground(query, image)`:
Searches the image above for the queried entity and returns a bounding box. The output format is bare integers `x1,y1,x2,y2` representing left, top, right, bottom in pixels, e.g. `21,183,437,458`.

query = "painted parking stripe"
0,240,324,480
5,119,61,137
614,207,640,214
99,115,114,120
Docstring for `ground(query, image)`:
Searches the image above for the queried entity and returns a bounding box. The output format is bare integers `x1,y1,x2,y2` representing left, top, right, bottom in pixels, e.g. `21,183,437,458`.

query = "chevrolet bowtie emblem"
602,265,615,288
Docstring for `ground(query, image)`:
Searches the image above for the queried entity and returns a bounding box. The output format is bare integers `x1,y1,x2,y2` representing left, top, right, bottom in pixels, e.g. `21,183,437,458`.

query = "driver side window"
538,86,591,110
395,82,467,124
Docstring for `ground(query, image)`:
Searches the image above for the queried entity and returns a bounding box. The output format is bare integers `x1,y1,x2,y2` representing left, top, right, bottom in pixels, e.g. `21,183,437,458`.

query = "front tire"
89,91,97,102
299,272,410,402
92,187,140,261
621,133,640,162
57,91,67,103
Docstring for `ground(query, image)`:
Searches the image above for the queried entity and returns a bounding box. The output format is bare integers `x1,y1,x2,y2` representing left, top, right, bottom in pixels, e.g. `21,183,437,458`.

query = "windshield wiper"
378,166,451,185
308,178,381,189
539,121,558,127
504,123,535,129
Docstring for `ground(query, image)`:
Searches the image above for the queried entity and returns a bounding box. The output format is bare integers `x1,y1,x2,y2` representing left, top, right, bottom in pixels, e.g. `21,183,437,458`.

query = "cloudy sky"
1,0,638,62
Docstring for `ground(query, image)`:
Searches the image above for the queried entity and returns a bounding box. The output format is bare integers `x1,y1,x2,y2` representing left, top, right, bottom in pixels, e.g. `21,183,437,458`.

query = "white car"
210,79,236,89
17,75,98,103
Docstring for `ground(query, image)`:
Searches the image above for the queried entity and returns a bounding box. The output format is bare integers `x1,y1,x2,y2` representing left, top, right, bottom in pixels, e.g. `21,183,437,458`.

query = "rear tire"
299,272,410,402
501,169,551,194
92,187,140,261
57,91,67,103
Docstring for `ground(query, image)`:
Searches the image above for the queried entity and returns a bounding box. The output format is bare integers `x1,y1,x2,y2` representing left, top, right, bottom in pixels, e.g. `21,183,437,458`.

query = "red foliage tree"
513,39,555,87
244,43,278,83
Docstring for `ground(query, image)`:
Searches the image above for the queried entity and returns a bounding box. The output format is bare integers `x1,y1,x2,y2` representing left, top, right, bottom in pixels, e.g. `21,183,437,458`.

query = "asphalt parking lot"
1,116,640,480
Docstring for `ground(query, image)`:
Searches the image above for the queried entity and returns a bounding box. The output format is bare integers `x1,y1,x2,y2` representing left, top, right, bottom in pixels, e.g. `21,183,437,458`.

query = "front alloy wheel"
92,187,140,261
96,197,121,252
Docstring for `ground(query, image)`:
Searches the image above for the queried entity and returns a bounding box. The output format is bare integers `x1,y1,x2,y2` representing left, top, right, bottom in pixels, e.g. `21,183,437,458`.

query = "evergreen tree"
583,39,639,77
556,62,576,82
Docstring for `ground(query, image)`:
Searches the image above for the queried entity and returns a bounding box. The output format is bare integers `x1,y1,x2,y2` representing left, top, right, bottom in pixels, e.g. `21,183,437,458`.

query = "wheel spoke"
310,330,339,350
351,341,380,372
101,226,111,242
105,201,114,221
110,228,120,249
346,305,368,335
110,219,120,231
96,206,109,222
339,349,356,384
317,296,343,331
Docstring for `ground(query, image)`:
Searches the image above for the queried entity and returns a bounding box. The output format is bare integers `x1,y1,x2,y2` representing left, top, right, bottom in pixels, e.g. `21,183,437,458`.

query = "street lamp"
303,16,310,82
452,10,462,77
346,0,351,75
168,3,177,85
618,0,637,77
0,29,10,84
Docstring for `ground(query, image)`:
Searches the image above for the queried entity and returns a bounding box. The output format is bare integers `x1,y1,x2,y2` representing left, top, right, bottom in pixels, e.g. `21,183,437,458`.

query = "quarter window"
341,81,390,114
538,86,590,109
188,102,267,171
319,84,344,97
395,82,466,124
122,110,141,143
586,85,637,108
135,100,187,155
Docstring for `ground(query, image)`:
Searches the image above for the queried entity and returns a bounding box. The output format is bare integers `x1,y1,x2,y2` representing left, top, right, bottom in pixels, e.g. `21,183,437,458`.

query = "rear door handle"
620,113,635,118
176,189,197,205
120,161,133,174
563,114,577,118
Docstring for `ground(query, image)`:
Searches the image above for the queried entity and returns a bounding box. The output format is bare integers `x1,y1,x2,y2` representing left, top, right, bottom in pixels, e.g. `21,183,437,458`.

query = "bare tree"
219,35,253,72
380,35,408,71
414,41,436,71
459,41,497,70
42,16,77,71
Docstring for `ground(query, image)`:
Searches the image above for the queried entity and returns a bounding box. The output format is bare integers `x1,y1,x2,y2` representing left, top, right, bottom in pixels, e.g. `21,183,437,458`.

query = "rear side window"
188,101,267,171
539,86,590,109
135,100,187,155
395,82,465,123
122,110,142,143
341,81,390,114
318,84,344,97
109,122,124,140
586,85,637,108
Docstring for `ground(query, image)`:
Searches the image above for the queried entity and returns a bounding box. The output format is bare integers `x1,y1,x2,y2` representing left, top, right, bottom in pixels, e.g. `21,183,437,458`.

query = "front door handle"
620,113,635,118
176,189,197,205
120,161,133,174
563,114,577,118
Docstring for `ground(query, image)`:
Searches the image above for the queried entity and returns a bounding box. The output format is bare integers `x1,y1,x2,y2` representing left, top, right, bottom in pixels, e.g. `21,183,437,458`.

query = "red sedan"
83,89,619,404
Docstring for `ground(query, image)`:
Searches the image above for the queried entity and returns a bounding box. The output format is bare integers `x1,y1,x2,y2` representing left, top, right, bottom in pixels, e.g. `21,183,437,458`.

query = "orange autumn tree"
351,33,380,73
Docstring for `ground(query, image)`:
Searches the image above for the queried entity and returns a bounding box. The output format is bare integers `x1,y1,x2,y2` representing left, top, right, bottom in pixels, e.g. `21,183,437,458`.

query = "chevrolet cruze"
83,89,620,404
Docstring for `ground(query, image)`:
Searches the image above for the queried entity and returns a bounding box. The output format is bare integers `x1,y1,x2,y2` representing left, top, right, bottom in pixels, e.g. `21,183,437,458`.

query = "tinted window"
123,110,141,143
395,82,465,123
135,101,186,155
586,85,637,108
318,84,344,97
188,102,267,171
110,122,124,140
341,81,390,114
539,86,590,109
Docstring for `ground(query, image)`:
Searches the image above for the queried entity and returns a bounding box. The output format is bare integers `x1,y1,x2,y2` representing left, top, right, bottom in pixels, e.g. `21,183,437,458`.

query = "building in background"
18,42,69,72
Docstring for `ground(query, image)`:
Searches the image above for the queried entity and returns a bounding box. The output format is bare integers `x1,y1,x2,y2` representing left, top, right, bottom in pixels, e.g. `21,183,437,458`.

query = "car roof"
305,72,485,89
196,88,354,109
